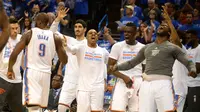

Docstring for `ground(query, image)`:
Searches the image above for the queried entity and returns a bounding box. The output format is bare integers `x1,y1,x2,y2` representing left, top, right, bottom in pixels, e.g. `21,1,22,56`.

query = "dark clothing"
186,87,200,112
46,89,61,110
0,77,23,112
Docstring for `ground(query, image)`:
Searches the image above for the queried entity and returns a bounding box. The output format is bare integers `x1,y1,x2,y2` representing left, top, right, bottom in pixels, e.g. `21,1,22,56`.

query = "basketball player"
108,23,144,112
7,13,68,112
162,6,188,112
50,10,87,112
110,22,197,112
0,18,23,112
0,0,10,52
67,29,109,112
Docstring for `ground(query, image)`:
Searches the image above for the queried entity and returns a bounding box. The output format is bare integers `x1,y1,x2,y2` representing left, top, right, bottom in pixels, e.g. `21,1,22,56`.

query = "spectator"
179,12,200,39
143,0,161,21
46,75,63,111
3,0,13,16
74,0,89,20
56,2,70,36
21,17,32,34
42,0,57,13
118,5,140,41
121,0,143,20
136,22,154,44
144,9,160,41
193,8,200,26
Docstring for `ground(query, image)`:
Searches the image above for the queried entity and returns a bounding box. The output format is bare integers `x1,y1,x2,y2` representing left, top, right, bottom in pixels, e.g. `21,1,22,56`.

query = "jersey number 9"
39,43,46,57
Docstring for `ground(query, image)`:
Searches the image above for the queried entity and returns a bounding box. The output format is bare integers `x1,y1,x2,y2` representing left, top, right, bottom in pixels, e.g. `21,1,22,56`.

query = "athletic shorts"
139,80,175,112
59,81,77,107
23,68,51,108
77,85,104,112
186,86,200,112
111,77,142,112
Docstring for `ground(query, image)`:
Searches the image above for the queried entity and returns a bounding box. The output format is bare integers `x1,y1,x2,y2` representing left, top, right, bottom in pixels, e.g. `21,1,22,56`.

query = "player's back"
26,28,56,73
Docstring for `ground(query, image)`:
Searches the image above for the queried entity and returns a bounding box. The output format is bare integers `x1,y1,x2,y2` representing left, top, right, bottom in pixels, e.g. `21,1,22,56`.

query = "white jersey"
0,34,23,83
109,41,145,77
187,44,200,87
172,45,188,96
64,35,87,84
68,44,109,91
26,28,56,73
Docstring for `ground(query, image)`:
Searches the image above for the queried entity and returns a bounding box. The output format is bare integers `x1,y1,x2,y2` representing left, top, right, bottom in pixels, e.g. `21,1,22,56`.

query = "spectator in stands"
98,27,116,53
74,0,89,21
118,5,140,41
121,0,143,20
42,0,57,13
193,8,200,26
144,9,159,41
46,75,63,111
56,2,70,36
21,17,32,34
3,0,13,17
143,0,161,22
136,22,154,44
179,12,200,39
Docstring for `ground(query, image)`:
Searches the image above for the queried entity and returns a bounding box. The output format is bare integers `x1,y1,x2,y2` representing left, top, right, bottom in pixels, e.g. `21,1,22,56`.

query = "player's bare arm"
0,0,10,52
7,30,32,79
54,33,68,65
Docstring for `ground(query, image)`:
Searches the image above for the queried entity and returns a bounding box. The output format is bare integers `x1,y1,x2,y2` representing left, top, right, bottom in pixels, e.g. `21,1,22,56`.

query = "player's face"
74,23,86,37
87,29,98,45
124,26,136,44
10,23,19,38
157,23,170,37
52,76,62,89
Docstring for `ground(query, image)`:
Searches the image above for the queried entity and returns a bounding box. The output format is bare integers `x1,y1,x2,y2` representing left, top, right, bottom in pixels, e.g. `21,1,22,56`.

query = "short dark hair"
186,11,194,17
75,19,87,28
126,22,137,30
9,18,18,24
186,29,198,36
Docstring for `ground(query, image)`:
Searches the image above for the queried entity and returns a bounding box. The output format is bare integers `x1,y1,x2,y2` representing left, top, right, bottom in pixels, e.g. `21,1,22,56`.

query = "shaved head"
35,13,49,28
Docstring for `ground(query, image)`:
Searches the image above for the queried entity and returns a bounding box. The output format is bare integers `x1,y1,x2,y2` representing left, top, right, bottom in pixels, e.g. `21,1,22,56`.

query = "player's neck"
126,40,137,45
192,42,199,49
155,36,168,44
88,43,97,48
10,35,17,40
76,35,85,41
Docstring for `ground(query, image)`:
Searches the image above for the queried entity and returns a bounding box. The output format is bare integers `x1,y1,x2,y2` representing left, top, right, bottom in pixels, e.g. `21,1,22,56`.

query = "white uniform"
23,28,56,107
67,44,109,112
187,45,200,87
0,34,22,83
172,45,188,112
109,41,144,111
58,32,87,107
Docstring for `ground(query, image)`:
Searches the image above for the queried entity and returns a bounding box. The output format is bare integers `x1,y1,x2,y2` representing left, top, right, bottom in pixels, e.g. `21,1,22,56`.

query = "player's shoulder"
136,41,145,47
112,41,125,47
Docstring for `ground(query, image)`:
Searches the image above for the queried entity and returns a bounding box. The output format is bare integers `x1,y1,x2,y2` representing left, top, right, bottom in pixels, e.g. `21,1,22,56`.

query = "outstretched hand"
57,8,70,19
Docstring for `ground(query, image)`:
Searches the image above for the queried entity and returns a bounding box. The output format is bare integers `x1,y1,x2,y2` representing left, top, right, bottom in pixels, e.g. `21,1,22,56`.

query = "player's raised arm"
0,0,10,52
54,33,68,65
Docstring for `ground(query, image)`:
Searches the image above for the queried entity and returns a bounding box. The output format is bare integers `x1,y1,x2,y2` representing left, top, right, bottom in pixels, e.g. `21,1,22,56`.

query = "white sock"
27,106,42,112
58,105,70,112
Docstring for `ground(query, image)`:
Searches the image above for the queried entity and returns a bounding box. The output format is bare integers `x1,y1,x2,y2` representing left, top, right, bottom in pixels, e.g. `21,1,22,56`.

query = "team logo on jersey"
152,47,160,56
123,51,137,60
84,52,102,62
